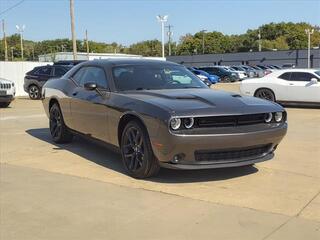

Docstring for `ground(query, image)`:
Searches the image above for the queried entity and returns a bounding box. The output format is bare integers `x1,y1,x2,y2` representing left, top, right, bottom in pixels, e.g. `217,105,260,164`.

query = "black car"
41,59,287,178
198,66,239,82
24,65,72,99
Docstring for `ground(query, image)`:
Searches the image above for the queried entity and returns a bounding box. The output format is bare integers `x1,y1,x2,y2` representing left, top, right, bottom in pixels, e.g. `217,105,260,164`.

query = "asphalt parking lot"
1,84,319,240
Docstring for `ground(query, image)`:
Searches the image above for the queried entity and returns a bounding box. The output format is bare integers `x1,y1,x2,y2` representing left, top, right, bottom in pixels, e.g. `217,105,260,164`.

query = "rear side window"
290,72,316,81
278,72,292,80
54,67,68,77
35,67,52,76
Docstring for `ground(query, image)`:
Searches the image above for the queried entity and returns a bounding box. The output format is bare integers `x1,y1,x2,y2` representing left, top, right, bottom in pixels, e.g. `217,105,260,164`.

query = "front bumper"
151,123,287,169
0,95,15,103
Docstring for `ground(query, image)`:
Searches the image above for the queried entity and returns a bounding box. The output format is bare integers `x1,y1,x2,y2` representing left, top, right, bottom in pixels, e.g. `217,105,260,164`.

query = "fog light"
170,118,181,130
172,155,180,164
274,112,283,122
264,113,273,123
184,117,194,129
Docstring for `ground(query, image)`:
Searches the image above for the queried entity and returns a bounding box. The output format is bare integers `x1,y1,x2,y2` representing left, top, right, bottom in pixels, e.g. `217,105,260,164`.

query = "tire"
49,103,73,143
254,88,276,102
0,102,10,108
28,85,41,100
120,120,160,178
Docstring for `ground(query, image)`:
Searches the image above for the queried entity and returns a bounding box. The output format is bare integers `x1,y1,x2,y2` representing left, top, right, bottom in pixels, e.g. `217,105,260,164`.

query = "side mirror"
310,78,318,84
84,82,97,90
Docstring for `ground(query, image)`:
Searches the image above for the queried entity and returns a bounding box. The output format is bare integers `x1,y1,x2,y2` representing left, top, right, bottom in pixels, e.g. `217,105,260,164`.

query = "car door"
286,72,320,102
69,66,110,141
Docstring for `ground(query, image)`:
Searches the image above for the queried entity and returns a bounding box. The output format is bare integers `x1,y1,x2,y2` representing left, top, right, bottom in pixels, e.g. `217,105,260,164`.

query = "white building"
38,52,165,62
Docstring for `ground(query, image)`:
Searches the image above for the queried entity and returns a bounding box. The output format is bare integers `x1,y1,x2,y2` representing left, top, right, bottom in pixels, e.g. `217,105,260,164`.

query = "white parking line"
0,114,46,121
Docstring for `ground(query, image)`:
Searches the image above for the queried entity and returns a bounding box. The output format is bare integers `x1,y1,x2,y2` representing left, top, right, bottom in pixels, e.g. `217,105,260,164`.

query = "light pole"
156,15,168,58
10,47,14,61
201,29,207,54
258,29,262,52
70,0,77,60
305,28,314,68
166,25,173,56
15,24,25,60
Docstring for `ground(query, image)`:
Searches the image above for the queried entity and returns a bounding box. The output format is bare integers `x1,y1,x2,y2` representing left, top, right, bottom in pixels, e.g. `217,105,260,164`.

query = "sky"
1,0,320,46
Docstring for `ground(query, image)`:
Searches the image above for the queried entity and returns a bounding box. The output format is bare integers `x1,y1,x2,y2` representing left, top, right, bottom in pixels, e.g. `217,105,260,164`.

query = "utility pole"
85,29,89,59
16,24,25,60
201,29,207,54
258,29,262,52
166,25,173,56
305,28,314,68
10,47,14,61
70,0,77,60
156,15,168,58
2,19,8,61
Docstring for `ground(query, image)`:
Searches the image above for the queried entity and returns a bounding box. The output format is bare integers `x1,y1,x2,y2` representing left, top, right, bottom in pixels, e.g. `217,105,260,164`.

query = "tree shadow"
26,128,259,184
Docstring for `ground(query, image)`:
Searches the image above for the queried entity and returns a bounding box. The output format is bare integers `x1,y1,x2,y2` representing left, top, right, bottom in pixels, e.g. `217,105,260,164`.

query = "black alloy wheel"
121,121,160,178
49,103,73,143
28,85,40,100
255,89,276,102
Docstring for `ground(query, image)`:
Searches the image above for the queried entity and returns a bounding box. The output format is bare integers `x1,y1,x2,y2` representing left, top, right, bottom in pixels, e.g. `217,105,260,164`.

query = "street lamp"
156,15,168,58
305,28,314,68
200,29,207,54
15,24,25,60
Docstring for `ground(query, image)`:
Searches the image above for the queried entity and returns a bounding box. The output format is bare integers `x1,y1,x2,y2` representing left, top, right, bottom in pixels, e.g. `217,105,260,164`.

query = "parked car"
0,77,16,108
231,66,255,78
221,66,247,80
241,65,264,78
188,67,220,84
240,69,320,106
24,65,72,99
42,59,287,178
198,66,239,82
282,63,296,69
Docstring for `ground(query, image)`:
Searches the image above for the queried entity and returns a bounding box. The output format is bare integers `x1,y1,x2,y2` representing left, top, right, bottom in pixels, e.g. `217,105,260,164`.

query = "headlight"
184,118,194,129
274,112,283,122
264,113,273,123
170,118,181,130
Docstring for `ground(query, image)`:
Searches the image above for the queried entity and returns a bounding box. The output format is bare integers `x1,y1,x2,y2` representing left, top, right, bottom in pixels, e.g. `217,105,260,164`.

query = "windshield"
112,65,208,91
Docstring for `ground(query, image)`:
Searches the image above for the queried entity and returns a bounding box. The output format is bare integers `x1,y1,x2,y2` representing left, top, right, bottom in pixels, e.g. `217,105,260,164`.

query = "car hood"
125,88,283,116
0,78,13,84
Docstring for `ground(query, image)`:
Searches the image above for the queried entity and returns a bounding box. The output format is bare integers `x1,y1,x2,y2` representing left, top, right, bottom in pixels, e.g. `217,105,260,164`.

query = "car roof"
81,59,179,67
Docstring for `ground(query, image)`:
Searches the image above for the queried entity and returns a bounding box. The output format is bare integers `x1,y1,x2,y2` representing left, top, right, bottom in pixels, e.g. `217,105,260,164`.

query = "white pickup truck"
0,77,16,108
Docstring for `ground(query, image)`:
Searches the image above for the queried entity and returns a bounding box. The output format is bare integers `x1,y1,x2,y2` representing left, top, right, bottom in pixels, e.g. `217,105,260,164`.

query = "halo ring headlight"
265,113,273,123
184,118,194,129
170,118,181,130
274,112,283,122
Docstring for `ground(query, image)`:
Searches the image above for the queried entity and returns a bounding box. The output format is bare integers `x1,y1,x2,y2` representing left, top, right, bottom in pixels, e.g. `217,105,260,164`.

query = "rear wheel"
120,120,160,178
28,85,41,100
49,103,73,143
255,88,276,102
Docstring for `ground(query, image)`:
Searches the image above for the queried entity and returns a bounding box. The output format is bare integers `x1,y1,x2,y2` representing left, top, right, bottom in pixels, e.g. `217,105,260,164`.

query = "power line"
0,0,25,16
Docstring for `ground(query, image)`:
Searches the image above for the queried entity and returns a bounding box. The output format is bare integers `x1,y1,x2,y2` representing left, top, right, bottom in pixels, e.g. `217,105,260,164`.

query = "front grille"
195,144,272,162
0,83,11,89
196,113,266,128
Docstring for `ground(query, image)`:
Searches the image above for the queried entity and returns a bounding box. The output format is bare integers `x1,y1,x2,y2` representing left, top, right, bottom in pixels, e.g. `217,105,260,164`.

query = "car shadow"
26,128,258,183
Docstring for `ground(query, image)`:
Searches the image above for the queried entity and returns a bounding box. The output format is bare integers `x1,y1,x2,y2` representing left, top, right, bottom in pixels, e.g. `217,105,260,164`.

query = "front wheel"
120,121,160,178
49,103,73,143
254,88,276,102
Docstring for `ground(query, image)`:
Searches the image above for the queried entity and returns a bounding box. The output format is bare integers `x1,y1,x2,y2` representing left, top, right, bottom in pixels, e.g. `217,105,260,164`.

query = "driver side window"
72,67,108,89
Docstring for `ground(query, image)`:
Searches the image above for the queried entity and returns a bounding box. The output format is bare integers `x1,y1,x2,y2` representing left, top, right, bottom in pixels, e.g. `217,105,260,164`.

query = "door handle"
289,83,294,86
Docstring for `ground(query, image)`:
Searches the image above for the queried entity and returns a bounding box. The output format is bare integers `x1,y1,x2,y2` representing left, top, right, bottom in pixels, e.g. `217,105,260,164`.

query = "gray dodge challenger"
42,59,287,178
